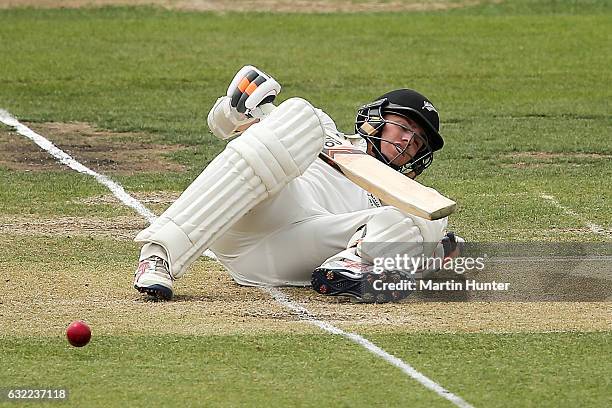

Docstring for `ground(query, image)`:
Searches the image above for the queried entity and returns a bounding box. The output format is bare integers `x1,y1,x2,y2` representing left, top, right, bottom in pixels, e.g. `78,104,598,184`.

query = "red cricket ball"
66,320,91,347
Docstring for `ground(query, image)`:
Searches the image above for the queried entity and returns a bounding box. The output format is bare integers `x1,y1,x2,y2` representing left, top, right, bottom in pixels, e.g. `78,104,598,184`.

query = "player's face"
379,114,426,168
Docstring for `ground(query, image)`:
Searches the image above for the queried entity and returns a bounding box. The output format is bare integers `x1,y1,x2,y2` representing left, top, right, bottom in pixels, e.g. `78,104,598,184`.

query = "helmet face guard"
355,98,435,176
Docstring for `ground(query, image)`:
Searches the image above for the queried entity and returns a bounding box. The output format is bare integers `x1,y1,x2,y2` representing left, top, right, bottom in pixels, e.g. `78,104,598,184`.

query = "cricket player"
133,66,462,303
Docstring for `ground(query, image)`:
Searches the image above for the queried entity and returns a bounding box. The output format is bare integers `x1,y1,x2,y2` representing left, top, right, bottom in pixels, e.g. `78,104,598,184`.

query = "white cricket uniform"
210,110,390,286
210,158,394,286
137,100,448,287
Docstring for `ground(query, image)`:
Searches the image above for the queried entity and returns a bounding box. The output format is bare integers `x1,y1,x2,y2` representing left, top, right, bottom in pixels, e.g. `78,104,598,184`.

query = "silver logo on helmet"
422,101,437,113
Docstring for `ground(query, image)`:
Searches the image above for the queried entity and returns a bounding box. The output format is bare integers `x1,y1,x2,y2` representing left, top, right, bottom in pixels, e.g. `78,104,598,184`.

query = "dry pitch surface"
1,123,610,338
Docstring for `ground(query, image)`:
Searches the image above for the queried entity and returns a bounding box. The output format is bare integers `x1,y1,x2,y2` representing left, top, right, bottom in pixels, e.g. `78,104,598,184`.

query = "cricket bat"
320,132,456,220
257,103,457,220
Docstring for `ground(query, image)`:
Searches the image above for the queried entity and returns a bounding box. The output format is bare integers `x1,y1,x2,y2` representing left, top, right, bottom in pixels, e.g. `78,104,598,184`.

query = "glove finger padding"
207,96,257,140
227,65,281,116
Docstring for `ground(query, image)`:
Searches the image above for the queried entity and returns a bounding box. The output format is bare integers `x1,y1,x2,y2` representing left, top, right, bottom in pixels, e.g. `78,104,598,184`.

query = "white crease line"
265,287,474,408
0,109,156,223
0,110,219,257
1,109,473,408
540,194,611,238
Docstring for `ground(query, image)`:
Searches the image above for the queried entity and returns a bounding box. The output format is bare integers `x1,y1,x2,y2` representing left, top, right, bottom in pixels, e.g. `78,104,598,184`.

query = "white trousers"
210,158,389,286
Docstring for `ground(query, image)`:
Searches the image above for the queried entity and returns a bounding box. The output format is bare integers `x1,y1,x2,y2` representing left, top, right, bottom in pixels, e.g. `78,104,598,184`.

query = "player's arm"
209,66,455,220
207,65,281,139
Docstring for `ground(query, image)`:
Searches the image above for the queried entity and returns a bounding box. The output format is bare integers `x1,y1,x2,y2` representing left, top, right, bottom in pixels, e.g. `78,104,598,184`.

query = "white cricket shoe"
134,256,173,300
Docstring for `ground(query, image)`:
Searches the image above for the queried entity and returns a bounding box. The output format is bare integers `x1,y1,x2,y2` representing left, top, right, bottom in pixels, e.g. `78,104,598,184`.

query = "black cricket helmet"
355,89,444,176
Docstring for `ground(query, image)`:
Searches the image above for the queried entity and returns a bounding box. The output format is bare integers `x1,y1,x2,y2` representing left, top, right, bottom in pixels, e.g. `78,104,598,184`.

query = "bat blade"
321,134,456,220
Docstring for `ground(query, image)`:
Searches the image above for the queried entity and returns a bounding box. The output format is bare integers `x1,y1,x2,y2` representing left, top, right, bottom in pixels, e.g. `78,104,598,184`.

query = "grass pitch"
2,332,610,407
0,1,610,407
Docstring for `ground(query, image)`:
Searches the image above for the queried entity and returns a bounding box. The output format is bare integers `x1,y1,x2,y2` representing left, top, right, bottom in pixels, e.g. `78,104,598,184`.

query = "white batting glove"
207,96,256,140
226,65,281,117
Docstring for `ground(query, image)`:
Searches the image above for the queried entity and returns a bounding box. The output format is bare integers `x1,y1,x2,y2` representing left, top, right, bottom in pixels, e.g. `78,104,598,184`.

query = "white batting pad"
136,98,324,278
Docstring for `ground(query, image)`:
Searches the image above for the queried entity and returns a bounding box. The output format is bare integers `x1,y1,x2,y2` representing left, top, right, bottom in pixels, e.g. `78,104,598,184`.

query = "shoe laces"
142,256,172,280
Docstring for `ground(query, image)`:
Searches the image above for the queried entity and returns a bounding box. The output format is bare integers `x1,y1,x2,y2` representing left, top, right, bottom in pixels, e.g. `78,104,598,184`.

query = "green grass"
370,332,612,407
1,6,610,239
0,168,189,217
0,169,119,216
3,335,435,407
0,233,135,263
1,7,610,132
1,332,610,407
0,2,610,408
455,0,612,15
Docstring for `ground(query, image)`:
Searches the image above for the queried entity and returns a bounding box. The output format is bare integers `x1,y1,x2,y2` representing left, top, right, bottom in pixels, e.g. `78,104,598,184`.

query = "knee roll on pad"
227,98,325,195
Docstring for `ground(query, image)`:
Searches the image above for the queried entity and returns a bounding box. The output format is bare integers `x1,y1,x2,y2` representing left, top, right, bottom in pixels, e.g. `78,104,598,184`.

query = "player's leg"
134,98,325,299
212,206,390,287
212,201,441,287
311,207,448,303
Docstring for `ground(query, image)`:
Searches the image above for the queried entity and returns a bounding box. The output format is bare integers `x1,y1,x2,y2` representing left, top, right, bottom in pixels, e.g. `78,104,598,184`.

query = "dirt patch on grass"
503,162,593,169
0,256,316,336
0,193,182,241
304,298,612,334
2,237,610,337
76,191,181,206
509,152,612,160
289,261,612,332
503,151,611,169
0,0,490,12
0,122,188,174
73,191,182,216
0,215,147,240
1,217,610,337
